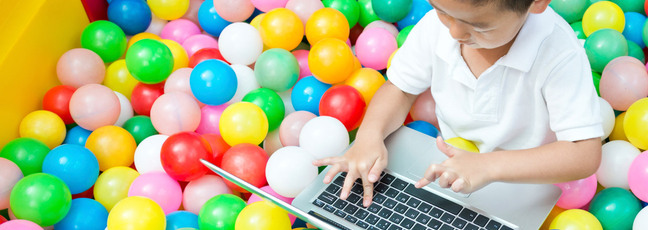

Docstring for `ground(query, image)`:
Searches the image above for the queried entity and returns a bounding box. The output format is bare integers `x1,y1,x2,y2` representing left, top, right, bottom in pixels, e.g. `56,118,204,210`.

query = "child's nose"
448,21,471,41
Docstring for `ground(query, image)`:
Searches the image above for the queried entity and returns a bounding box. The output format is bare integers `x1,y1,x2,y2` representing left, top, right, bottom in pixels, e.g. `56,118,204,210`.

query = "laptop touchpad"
405,169,471,198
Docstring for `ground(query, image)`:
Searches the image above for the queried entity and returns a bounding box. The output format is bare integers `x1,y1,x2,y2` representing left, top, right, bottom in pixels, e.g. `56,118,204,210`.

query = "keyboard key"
440,212,455,224
388,225,403,230
376,219,391,230
474,215,489,227
451,217,467,229
459,208,478,222
383,198,397,209
369,226,381,230
313,199,325,207
333,199,348,209
334,210,346,218
368,203,382,213
392,178,408,190
415,214,431,225
401,218,415,228
333,176,345,186
389,213,404,224
439,224,454,230
356,221,369,229
343,204,358,215
485,220,502,230
394,204,408,213
406,198,421,208
405,208,420,219
373,194,387,204
381,174,396,184
366,214,380,224
318,192,336,204
355,209,369,220
395,193,410,203
308,211,352,230
378,208,393,219
323,204,335,213
501,225,514,230
375,183,389,193
404,184,463,215
326,184,340,195
465,223,480,230
413,223,427,230
429,207,443,218
347,193,361,204
427,219,442,229
345,215,358,224
351,184,363,194
418,202,432,213
385,188,400,198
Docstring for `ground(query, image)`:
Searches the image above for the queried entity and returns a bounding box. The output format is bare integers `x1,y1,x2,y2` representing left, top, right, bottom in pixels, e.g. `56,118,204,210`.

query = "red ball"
161,132,214,181
131,82,165,116
42,85,76,124
220,143,268,193
319,85,366,131
0,215,6,225
72,185,94,199
188,48,228,68
202,133,231,167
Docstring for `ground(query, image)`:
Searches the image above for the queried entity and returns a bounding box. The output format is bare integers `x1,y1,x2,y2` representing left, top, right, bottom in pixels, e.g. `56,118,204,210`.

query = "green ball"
254,48,299,92
589,187,642,230
81,20,127,63
10,173,72,226
199,194,246,230
549,0,588,23
122,115,158,144
242,88,285,132
571,21,586,39
372,0,413,23
0,137,50,176
628,40,646,63
358,0,381,27
584,29,628,72
611,0,645,13
125,39,174,84
323,0,361,28
397,25,414,47
592,71,601,96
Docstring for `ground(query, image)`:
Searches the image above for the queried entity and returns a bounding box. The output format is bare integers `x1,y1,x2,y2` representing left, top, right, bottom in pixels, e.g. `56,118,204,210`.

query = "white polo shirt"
388,8,603,152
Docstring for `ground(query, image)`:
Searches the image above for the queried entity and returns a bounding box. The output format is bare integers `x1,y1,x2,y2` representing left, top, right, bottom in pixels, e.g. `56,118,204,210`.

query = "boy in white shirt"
314,0,603,208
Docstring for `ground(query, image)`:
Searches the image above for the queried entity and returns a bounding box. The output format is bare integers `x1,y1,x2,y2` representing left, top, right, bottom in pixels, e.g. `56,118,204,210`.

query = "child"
314,0,603,208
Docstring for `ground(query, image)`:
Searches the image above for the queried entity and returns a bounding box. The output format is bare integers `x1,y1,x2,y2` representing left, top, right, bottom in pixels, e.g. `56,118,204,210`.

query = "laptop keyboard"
311,172,515,230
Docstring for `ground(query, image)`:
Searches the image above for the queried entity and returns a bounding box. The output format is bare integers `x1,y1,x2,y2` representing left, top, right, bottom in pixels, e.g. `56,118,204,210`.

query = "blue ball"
54,198,108,230
198,0,231,37
190,59,238,105
64,126,93,146
42,144,100,194
406,120,439,137
397,0,433,30
107,0,152,35
291,76,332,116
624,12,646,48
166,211,200,230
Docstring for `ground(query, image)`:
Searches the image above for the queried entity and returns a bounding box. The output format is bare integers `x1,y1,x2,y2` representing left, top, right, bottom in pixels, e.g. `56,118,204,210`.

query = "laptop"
202,126,562,230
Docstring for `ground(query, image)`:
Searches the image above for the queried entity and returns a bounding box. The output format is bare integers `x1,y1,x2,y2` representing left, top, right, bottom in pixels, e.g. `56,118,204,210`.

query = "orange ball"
344,68,386,104
85,125,137,171
306,8,350,46
308,38,355,84
259,8,304,51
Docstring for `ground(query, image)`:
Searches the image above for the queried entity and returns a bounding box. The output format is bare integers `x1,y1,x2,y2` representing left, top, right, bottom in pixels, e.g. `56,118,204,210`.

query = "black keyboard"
311,172,515,230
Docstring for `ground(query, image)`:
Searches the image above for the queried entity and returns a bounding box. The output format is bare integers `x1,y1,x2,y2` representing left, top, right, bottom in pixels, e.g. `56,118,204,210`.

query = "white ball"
299,116,349,159
145,14,167,35
134,134,169,174
219,22,263,65
263,129,284,156
113,91,133,127
596,140,641,189
278,89,295,115
599,97,615,140
266,146,319,198
634,206,648,229
228,64,260,104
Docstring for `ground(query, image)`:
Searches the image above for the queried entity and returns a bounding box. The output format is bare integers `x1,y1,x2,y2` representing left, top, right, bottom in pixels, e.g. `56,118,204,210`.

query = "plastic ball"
623,12,646,48
291,50,312,79
107,0,152,35
125,39,174,84
198,194,246,230
584,29,628,73
164,68,194,96
251,0,288,12
10,173,71,226
160,39,189,71
356,27,398,70
597,140,640,189
258,8,304,50
167,211,200,230
81,20,127,62
146,14,168,35
549,209,602,230
107,196,166,230
598,98,615,140
550,0,588,24
150,92,201,135
254,48,300,92
319,85,366,131
308,38,355,84
53,198,108,230
397,0,432,30
201,134,231,167
358,0,380,27
123,115,159,145
600,56,648,111
323,0,360,28
0,158,22,210
609,111,628,141
0,137,50,176
571,21,586,39
344,68,386,104
182,175,232,215
198,0,231,37
405,120,439,137
42,85,75,125
635,206,648,229
611,0,644,13
554,174,597,209
235,201,292,229
229,64,260,104
93,166,139,211
0,220,43,230
213,0,255,22
286,0,324,27
56,48,105,88
182,34,219,58
219,22,263,65
589,187,642,230
279,111,317,147
114,91,134,127
104,59,139,100
148,0,189,20
128,32,161,48
190,59,237,105
160,19,201,44
19,110,66,149
397,25,414,47
42,145,99,194
219,102,269,146
266,146,318,198
372,0,412,23
246,185,296,224
306,8,350,46
627,40,645,63
85,125,137,171
128,172,182,214
242,88,285,131
263,129,284,157
629,151,648,201
220,143,269,192
188,48,228,68
582,1,625,36
131,82,165,116
133,134,168,174
69,84,121,130
445,137,479,153
624,98,648,149
160,132,214,181
196,104,228,135
299,116,350,159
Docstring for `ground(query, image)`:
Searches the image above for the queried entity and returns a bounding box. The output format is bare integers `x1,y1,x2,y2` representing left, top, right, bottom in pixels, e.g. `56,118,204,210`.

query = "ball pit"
4,1,648,229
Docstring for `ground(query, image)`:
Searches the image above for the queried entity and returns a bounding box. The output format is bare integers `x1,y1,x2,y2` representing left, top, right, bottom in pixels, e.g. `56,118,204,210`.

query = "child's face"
429,0,529,50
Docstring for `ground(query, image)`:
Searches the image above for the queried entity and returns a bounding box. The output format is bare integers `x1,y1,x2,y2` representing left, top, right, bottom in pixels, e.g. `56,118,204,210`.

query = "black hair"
462,0,535,14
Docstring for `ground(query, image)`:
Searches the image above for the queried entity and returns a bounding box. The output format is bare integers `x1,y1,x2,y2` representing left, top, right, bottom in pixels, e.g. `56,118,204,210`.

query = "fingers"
360,174,374,207
436,136,454,158
438,171,458,188
340,168,357,200
415,164,444,188
322,165,342,184
451,178,468,193
368,156,388,183
313,156,345,167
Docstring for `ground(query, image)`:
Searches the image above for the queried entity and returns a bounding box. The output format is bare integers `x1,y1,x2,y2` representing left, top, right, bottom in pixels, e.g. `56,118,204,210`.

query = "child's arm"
415,136,602,193
313,80,418,207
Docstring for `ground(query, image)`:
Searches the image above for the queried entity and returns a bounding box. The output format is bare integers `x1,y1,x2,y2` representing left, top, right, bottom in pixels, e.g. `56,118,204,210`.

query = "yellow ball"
160,39,189,71
624,98,648,149
235,201,292,230
344,68,386,104
387,49,398,69
85,125,137,171
104,59,138,100
148,0,189,20
549,209,603,230
308,38,355,84
250,13,266,30
219,102,269,146
609,112,628,141
259,8,304,51
582,1,625,37
94,166,139,211
306,8,350,46
127,32,161,49
19,110,66,149
107,196,166,230
445,137,479,153
540,205,566,230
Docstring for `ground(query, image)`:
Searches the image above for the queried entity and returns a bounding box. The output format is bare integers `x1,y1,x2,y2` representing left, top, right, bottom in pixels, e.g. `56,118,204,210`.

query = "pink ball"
0,220,43,230
0,158,22,210
355,27,397,70
69,84,121,131
285,0,324,25
128,172,182,214
554,174,597,209
365,20,399,38
182,175,232,215
57,48,105,88
600,56,648,111
160,19,202,44
629,151,648,202
195,104,228,135
250,0,288,12
181,0,203,25
279,111,317,146
182,34,219,58
213,0,255,22
150,92,201,135
409,88,439,129
164,68,204,107
291,50,311,80
247,185,297,224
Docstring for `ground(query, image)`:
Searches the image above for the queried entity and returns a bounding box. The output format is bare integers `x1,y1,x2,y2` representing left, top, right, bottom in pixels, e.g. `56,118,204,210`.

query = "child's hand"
312,136,388,207
415,136,492,193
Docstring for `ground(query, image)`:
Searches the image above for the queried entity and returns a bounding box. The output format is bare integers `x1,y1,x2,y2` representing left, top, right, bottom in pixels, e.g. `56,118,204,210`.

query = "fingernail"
369,174,378,182
341,192,348,200
414,182,421,188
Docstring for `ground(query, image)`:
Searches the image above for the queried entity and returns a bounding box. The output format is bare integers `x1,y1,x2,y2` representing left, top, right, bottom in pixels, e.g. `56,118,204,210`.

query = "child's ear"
528,0,551,14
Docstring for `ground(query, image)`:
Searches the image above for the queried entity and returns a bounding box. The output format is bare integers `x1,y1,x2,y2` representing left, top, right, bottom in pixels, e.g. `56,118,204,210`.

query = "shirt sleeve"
386,12,436,95
542,49,604,141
